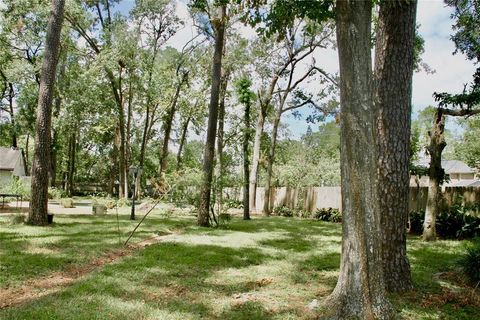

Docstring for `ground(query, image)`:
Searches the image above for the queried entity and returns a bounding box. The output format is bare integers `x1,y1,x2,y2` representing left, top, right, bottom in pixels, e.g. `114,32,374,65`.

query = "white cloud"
413,1,476,114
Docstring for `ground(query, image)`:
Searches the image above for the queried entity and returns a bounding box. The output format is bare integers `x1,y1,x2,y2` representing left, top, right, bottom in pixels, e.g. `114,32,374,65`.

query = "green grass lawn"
0,210,478,319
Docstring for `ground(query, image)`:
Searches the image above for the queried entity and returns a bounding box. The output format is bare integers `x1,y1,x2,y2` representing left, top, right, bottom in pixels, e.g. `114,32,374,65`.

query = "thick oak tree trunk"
324,1,393,318
28,0,65,226
374,0,417,292
198,5,226,227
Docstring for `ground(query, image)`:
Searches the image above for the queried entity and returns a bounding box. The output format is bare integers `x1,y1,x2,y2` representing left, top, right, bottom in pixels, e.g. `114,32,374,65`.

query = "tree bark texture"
65,130,76,197
324,1,393,318
243,99,251,220
214,70,229,216
28,0,65,226
374,0,417,292
423,111,446,241
198,5,226,227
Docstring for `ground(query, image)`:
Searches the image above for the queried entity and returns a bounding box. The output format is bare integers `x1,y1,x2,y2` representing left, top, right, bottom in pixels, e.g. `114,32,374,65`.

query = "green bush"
295,209,312,219
458,238,480,286
409,205,480,239
224,198,243,209
409,211,424,234
314,208,342,223
48,187,66,199
272,205,294,217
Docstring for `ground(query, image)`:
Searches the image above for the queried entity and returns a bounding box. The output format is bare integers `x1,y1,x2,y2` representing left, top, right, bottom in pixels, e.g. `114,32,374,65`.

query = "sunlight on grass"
1,214,478,319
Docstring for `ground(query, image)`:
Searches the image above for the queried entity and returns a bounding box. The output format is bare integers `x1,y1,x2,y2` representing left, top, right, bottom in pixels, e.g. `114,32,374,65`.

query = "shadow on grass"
258,234,316,252
408,244,463,292
216,216,342,237
0,242,275,320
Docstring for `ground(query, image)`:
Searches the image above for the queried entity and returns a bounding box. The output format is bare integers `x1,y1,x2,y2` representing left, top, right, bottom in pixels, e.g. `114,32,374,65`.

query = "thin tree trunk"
139,103,150,168
50,58,66,187
25,133,30,174
243,98,251,220
324,1,393,318
263,113,281,215
28,0,65,226
374,0,417,292
423,111,446,241
66,130,76,197
215,71,229,215
249,102,268,212
176,116,191,171
198,5,227,227
8,83,17,148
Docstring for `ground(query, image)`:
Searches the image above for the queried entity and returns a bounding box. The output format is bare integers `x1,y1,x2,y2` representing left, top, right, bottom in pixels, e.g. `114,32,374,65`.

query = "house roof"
0,147,22,171
416,157,475,174
449,180,480,187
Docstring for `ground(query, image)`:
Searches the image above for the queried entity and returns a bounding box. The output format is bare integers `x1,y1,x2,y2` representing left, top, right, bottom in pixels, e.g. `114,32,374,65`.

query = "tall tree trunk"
158,72,188,177
324,1,393,318
176,116,191,171
8,83,17,148
25,133,30,174
263,112,281,215
214,71,229,215
66,130,76,197
374,0,417,292
249,102,268,212
243,98,251,220
50,58,66,187
139,103,150,168
198,5,227,227
423,111,446,241
28,0,65,225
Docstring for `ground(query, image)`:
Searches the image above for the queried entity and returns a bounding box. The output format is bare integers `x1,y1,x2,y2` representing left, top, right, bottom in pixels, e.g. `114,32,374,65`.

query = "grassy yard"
0,208,478,319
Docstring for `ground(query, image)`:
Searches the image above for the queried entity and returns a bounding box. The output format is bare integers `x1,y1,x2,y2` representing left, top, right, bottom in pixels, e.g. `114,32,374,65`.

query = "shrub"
295,209,312,219
272,205,294,217
48,187,66,200
409,211,424,235
437,204,480,239
224,198,243,209
458,238,480,286
409,205,480,239
314,208,342,223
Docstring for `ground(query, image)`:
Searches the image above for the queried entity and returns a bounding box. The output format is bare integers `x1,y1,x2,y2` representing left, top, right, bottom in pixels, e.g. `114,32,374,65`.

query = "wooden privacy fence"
224,186,480,213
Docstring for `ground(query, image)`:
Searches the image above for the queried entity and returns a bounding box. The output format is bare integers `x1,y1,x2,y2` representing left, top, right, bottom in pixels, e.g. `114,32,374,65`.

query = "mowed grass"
0,211,478,319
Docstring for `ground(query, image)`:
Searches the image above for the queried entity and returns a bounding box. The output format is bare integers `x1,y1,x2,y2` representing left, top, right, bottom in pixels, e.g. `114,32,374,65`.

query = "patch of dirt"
245,277,274,290
421,287,480,309
0,233,177,309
